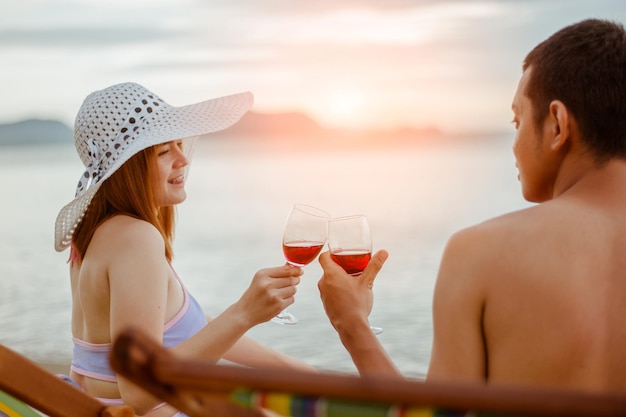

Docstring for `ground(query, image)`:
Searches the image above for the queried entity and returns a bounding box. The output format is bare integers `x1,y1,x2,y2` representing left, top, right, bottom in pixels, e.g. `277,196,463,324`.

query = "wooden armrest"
111,327,626,417
0,345,133,417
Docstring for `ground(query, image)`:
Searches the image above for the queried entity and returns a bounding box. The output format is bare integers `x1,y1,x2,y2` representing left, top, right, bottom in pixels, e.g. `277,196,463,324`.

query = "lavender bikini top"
71,272,207,382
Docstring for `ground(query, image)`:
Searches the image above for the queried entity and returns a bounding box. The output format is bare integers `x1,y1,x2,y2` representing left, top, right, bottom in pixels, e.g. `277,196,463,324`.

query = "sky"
1,0,625,135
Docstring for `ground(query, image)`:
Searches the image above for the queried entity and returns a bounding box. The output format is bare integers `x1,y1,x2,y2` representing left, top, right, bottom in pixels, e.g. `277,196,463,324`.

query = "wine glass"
272,204,330,325
327,215,383,335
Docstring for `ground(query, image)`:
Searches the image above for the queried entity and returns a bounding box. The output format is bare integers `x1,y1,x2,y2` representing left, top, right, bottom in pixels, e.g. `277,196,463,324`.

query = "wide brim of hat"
54,91,253,252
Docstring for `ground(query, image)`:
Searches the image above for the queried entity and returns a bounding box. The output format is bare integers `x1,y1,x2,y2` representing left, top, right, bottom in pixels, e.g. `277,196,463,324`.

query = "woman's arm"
169,264,304,361
215,321,317,372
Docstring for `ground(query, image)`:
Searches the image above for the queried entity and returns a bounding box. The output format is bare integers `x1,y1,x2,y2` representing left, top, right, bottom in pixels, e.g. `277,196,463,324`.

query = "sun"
327,90,366,127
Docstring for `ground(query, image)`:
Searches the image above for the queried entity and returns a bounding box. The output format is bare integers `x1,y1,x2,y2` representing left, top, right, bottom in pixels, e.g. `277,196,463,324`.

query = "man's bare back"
430,160,626,393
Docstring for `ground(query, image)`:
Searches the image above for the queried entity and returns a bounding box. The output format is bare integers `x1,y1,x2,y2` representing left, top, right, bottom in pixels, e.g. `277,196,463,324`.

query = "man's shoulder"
442,203,566,266
453,204,542,239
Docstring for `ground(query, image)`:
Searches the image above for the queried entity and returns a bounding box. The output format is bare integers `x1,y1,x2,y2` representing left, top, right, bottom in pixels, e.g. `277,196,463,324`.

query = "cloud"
0,0,197,49
0,27,182,48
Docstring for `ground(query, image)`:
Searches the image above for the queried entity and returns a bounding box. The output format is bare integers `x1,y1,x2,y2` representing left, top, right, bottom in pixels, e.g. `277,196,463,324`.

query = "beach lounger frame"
0,344,133,417
110,327,626,417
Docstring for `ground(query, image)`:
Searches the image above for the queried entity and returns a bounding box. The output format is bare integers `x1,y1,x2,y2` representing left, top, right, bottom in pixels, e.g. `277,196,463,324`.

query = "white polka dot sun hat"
54,82,253,252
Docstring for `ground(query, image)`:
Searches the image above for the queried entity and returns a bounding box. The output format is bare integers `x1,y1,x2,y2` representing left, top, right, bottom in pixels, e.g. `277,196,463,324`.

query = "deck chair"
110,327,626,417
0,344,134,417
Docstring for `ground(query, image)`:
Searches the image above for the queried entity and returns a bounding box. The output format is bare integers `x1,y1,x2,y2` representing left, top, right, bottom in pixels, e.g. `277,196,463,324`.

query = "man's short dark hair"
523,19,626,163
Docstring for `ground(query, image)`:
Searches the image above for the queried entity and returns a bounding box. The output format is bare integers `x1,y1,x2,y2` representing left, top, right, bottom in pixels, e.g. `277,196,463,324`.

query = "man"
317,18,626,394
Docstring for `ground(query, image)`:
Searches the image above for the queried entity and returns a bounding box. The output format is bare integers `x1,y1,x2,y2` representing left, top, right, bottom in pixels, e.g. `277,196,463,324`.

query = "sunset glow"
326,90,366,127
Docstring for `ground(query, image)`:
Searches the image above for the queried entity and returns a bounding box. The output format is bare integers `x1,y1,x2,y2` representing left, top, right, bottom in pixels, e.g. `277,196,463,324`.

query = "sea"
0,132,532,378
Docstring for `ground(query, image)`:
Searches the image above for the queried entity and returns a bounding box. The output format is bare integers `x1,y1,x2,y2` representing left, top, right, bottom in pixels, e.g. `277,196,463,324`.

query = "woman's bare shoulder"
90,215,165,254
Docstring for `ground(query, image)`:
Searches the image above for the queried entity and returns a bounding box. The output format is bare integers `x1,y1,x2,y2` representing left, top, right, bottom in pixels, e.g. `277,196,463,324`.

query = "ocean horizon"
0,133,530,378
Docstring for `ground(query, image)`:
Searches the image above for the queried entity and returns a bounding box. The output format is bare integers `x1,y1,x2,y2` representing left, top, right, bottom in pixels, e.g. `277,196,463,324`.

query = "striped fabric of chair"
230,389,468,417
0,390,41,417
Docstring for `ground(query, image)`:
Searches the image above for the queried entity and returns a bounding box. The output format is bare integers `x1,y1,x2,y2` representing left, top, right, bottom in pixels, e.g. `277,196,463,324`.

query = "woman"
54,82,313,416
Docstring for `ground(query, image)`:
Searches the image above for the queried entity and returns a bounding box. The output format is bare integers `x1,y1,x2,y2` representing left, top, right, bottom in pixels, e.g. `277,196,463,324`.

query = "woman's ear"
547,100,571,151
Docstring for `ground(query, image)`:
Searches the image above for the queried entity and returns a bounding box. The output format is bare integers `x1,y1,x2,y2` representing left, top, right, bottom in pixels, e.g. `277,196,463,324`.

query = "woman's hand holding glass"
237,264,304,326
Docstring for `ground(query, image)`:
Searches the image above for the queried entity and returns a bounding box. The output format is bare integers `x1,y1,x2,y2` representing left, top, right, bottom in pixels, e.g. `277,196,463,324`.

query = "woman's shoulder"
93,215,165,250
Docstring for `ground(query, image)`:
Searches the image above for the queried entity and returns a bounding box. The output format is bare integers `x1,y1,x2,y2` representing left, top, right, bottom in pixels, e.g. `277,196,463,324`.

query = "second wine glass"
272,204,330,325
328,215,372,275
327,214,383,334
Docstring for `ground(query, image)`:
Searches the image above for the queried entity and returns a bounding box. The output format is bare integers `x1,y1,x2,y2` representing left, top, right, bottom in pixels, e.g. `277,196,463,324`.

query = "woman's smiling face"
154,140,189,207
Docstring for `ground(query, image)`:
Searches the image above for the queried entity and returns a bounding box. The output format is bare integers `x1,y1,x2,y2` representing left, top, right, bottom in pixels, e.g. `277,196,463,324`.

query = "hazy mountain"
0,112,322,146
0,119,73,146
221,111,323,137
0,112,449,147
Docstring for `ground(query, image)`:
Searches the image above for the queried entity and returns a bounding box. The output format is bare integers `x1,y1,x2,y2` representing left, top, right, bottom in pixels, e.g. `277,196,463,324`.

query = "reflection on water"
0,134,530,377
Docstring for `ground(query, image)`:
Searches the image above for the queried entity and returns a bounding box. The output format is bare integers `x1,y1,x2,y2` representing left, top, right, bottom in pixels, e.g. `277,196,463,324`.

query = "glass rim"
329,214,367,222
292,203,331,219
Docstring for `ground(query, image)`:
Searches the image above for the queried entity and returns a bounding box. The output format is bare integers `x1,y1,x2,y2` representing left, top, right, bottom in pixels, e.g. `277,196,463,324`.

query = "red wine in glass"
330,249,372,275
283,241,325,267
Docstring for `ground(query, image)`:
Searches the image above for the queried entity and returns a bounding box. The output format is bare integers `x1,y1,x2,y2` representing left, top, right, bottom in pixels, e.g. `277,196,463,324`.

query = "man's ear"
547,100,571,151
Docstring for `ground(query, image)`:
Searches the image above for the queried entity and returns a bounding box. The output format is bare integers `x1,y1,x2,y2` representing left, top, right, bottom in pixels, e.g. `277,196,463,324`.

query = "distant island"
0,119,73,146
0,112,503,148
0,112,332,146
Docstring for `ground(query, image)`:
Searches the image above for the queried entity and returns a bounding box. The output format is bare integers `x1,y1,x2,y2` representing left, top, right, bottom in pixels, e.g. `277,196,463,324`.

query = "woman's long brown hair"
71,145,176,264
